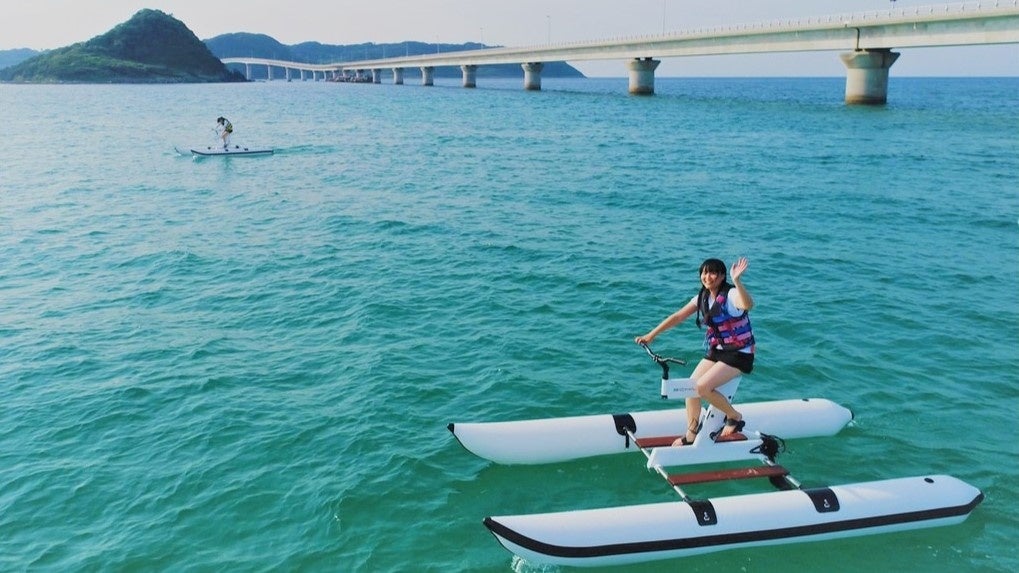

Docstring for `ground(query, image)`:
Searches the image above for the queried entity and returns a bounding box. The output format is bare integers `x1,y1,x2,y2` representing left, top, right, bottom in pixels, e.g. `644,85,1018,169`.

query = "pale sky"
2,0,1016,76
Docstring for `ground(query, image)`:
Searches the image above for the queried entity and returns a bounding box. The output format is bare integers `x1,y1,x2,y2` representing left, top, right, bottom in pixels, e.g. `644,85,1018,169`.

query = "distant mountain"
205,34,586,79
0,9,244,83
205,33,296,62
0,48,39,70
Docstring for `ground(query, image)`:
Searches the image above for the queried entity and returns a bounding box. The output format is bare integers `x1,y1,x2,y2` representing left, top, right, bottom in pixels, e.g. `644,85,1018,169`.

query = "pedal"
713,432,748,443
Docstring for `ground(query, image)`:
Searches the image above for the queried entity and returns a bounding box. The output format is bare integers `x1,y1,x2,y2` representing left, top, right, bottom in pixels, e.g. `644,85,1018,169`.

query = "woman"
634,257,755,445
216,116,233,150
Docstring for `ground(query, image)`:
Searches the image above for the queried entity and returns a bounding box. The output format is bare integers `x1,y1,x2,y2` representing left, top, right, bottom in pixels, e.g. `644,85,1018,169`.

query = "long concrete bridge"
222,1,1019,104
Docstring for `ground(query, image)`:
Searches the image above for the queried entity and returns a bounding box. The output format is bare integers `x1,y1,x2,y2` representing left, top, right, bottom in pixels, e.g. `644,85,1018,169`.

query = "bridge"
221,1,1019,104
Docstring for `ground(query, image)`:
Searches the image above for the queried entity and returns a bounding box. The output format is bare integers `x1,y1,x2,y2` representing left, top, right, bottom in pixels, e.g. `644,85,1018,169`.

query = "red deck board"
634,435,682,448
635,432,748,448
667,465,789,486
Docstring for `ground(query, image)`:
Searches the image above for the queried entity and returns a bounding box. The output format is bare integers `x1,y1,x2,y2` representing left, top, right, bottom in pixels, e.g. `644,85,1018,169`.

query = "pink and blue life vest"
699,286,755,352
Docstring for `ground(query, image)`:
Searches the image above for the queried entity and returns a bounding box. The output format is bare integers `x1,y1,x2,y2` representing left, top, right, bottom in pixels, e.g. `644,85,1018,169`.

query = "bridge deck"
222,2,1019,72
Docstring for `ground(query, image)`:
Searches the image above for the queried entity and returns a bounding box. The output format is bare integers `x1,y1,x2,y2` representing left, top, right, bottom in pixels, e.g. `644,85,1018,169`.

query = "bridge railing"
513,1,1019,50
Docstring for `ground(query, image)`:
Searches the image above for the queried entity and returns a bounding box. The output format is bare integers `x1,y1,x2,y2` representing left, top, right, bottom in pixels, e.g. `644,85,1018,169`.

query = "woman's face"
700,267,725,290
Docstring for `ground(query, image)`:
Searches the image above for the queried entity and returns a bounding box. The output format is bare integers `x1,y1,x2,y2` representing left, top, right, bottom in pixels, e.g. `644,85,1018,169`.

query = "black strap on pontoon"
804,488,841,513
612,414,637,448
688,499,718,526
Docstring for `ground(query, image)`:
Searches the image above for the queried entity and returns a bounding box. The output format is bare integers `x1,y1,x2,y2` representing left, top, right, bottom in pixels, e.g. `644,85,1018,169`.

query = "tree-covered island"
0,9,244,83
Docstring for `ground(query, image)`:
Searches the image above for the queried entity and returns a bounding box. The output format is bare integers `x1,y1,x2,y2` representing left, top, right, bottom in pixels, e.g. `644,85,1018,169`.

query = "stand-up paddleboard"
176,145,273,157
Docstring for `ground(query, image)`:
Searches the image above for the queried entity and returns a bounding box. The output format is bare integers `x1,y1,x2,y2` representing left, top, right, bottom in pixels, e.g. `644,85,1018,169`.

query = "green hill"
0,9,244,83
205,33,296,62
205,35,586,79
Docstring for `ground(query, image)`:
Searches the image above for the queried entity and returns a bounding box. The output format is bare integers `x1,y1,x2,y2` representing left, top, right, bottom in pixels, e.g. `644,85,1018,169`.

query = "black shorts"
705,348,754,374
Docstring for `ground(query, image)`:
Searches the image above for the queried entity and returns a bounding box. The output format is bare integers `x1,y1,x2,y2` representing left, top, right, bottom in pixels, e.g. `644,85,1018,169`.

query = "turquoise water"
1,77,1017,572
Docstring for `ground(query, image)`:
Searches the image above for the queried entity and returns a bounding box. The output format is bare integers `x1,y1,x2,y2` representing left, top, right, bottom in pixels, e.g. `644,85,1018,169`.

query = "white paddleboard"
177,145,274,157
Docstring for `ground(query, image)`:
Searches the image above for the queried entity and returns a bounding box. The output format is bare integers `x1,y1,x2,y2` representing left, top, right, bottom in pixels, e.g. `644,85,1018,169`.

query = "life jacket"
698,285,755,352
223,120,233,133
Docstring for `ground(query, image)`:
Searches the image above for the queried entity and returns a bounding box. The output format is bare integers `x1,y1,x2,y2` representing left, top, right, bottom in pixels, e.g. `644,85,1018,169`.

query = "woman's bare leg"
672,359,716,446
694,361,743,436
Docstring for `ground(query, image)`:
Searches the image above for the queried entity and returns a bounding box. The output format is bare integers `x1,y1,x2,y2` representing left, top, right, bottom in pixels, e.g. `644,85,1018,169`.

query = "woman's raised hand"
730,257,749,281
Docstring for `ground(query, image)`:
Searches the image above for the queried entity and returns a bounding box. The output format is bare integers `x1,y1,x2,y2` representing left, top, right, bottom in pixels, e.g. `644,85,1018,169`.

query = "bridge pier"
522,62,544,91
244,63,252,81
421,66,434,86
285,68,292,81
839,49,900,105
393,68,404,85
266,65,274,81
371,68,382,84
627,58,660,95
461,64,478,88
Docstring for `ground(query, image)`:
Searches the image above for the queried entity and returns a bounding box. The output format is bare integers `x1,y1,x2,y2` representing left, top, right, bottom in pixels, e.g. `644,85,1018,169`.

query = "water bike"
447,344,983,568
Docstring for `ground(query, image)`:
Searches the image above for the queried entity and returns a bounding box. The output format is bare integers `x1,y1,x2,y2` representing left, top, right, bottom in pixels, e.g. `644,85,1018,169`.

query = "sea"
1,76,1016,573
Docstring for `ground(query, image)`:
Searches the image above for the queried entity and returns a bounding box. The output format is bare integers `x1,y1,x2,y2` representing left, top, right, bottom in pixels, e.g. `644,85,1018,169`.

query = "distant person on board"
216,116,233,149
634,257,755,446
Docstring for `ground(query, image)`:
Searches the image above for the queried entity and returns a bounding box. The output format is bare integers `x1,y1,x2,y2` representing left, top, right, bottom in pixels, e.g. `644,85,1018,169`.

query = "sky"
2,0,1016,76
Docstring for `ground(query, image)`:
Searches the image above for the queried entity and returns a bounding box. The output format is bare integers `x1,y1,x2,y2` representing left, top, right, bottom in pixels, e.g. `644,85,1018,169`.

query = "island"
0,9,244,83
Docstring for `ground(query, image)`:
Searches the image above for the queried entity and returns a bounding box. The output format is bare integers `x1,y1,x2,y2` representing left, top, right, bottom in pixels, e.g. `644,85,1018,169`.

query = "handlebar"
639,343,686,380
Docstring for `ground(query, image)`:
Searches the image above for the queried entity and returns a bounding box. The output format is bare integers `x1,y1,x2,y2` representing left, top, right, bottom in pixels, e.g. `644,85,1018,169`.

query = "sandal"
716,417,746,440
671,420,701,447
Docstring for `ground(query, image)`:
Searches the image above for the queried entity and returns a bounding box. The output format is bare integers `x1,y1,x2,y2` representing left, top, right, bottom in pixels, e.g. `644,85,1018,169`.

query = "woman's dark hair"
695,258,730,329
699,258,727,276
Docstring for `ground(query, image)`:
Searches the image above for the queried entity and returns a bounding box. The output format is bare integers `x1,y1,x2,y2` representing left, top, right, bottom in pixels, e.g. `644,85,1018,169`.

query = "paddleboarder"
216,116,233,150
